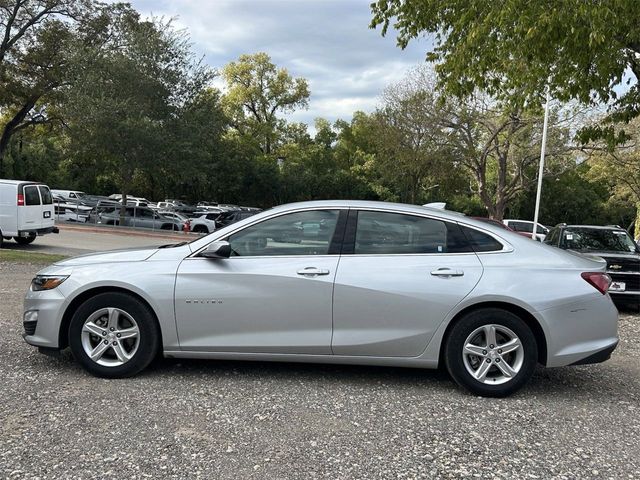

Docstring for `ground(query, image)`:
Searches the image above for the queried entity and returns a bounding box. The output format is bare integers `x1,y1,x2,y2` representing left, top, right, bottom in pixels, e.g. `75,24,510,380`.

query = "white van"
0,179,58,247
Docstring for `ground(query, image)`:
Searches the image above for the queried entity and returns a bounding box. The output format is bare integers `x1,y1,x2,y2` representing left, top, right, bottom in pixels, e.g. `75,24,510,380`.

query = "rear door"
37,185,54,229
332,210,484,357
18,184,50,231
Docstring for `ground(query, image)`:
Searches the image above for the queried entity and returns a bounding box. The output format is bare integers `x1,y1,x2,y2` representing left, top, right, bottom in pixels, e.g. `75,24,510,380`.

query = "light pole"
532,88,551,240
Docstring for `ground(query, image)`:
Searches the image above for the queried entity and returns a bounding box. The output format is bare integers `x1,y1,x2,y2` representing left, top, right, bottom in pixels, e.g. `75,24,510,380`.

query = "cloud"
129,0,433,125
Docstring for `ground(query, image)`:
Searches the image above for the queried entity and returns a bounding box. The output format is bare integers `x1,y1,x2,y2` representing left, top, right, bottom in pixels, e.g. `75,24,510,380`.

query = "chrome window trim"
187,205,513,259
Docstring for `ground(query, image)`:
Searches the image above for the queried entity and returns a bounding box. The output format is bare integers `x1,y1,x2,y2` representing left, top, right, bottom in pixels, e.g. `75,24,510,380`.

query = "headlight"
31,275,69,291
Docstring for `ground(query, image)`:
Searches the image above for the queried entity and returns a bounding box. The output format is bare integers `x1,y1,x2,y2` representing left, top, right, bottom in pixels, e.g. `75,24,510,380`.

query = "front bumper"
22,288,66,349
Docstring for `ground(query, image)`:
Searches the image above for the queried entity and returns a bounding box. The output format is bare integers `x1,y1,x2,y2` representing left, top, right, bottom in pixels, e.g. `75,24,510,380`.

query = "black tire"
14,235,36,245
192,225,208,234
444,308,538,397
68,292,160,378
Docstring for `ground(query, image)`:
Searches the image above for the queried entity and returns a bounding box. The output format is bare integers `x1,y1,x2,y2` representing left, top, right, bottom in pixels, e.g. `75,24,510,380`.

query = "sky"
127,0,432,127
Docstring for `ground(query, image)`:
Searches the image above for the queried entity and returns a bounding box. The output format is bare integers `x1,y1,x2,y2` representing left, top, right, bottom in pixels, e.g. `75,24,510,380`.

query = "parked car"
23,200,618,397
159,211,216,234
51,189,87,203
108,194,155,208
472,217,536,240
72,195,119,208
0,179,58,247
97,206,182,231
215,209,261,228
503,219,549,241
53,199,93,223
157,199,196,215
544,224,640,309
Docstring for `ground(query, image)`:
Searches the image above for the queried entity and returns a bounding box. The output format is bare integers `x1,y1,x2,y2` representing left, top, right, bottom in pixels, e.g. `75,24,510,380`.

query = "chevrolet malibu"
23,201,619,397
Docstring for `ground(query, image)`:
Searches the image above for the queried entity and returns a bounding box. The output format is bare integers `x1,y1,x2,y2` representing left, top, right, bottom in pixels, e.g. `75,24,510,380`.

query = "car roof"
559,225,627,231
0,179,43,186
271,200,470,220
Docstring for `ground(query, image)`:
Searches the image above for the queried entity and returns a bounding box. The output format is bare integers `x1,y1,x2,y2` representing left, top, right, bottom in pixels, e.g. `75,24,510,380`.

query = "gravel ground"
1,260,639,480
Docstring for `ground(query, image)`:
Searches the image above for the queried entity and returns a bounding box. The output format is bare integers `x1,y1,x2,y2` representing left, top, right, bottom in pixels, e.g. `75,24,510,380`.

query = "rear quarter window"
459,226,504,252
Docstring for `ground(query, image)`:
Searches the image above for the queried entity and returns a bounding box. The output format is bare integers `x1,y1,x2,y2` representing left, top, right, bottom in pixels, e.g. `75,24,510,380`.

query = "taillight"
17,193,24,206
581,272,612,295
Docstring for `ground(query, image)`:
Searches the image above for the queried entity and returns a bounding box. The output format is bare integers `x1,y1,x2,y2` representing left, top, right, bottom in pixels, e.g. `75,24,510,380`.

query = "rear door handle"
430,268,464,277
297,267,330,277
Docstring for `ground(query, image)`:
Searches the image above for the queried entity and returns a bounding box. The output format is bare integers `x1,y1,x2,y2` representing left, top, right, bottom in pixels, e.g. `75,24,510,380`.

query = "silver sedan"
22,201,619,397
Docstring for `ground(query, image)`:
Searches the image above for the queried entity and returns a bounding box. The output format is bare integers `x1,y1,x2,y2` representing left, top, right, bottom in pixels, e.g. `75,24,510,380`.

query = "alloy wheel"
80,307,140,367
462,324,524,385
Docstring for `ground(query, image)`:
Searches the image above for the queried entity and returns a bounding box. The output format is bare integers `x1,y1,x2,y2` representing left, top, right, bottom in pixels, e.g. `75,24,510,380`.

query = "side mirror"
201,240,231,259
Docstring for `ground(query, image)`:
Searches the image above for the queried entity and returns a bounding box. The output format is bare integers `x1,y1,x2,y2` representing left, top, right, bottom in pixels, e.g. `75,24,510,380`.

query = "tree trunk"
0,97,39,176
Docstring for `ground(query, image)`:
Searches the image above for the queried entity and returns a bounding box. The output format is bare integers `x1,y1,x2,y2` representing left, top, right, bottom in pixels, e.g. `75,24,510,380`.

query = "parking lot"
0,255,639,479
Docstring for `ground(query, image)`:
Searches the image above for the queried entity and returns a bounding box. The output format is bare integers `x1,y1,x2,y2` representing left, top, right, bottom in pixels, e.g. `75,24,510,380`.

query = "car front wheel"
444,308,538,397
68,292,160,378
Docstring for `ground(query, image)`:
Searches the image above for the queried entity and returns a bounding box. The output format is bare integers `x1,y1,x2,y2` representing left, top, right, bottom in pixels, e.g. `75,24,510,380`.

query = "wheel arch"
440,301,548,366
58,286,163,350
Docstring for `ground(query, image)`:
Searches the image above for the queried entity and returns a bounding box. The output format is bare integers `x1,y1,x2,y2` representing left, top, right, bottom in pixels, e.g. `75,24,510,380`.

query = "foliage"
62,3,214,209
370,0,640,146
0,1,637,231
222,52,309,154
586,118,640,235
0,0,91,175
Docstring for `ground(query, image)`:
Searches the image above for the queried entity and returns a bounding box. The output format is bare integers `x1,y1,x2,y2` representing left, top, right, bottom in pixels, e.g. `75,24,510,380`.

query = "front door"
175,208,345,354
332,210,484,357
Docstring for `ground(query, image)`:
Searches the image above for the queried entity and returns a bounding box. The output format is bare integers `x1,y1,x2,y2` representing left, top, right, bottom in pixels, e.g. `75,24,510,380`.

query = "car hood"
53,247,160,266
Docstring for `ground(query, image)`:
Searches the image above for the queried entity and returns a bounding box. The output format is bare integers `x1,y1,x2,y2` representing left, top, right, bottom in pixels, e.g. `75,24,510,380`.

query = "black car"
544,224,640,309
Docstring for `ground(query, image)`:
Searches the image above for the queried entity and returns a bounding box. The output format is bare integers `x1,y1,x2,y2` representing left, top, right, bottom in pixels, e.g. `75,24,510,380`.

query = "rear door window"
24,185,41,205
38,186,52,205
353,211,473,254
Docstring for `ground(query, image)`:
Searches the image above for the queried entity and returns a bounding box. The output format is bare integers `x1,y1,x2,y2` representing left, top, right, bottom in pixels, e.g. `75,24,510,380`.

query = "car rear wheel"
14,234,36,245
444,308,537,397
68,292,160,378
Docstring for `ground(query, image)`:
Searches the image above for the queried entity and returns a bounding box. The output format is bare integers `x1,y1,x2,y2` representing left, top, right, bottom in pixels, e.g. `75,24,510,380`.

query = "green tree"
222,52,309,154
62,4,213,219
443,96,575,220
369,68,449,204
370,0,640,145
0,0,89,175
587,118,640,236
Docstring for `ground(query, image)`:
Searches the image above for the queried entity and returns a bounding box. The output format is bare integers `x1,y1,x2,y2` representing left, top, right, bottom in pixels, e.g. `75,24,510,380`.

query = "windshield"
561,228,638,253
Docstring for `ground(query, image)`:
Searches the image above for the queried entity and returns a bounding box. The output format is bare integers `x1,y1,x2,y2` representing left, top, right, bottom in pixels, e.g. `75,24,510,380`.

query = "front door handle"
430,268,464,277
297,267,330,277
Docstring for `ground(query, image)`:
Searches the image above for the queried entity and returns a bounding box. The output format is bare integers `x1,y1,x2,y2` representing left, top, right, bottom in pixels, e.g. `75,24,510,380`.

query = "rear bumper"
538,294,619,367
570,341,618,365
18,226,59,236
